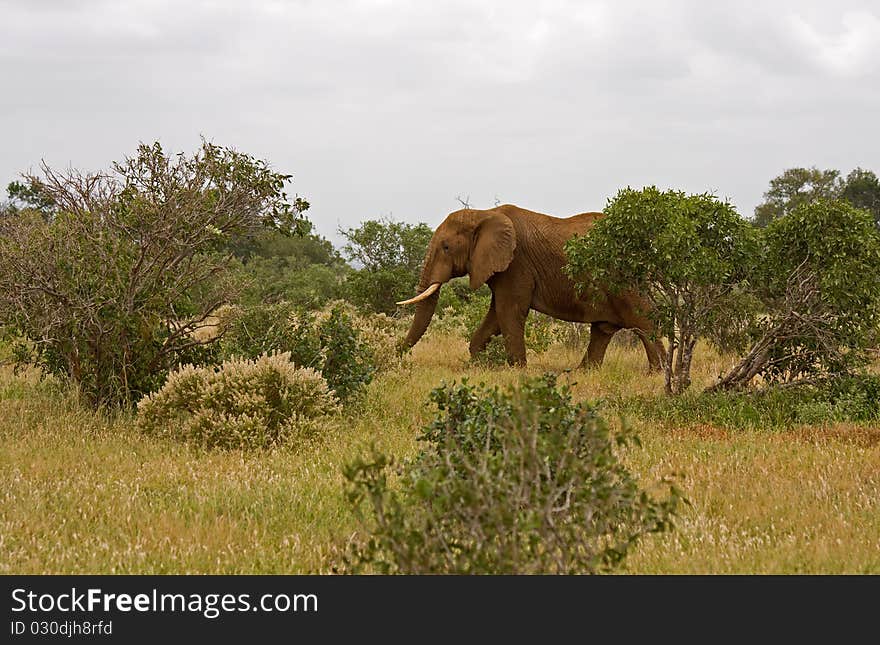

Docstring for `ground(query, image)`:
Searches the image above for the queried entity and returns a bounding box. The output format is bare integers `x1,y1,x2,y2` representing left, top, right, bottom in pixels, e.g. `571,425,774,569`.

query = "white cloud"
789,10,880,76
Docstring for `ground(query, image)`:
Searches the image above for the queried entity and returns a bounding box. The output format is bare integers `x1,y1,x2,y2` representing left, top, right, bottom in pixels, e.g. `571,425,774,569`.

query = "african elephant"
398,204,665,370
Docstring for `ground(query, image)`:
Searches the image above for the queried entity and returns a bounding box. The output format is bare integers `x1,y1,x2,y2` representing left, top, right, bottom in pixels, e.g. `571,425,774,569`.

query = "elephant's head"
399,208,516,349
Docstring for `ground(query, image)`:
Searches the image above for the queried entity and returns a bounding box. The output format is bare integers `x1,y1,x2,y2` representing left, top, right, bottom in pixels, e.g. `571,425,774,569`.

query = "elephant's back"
565,211,603,234
531,211,602,247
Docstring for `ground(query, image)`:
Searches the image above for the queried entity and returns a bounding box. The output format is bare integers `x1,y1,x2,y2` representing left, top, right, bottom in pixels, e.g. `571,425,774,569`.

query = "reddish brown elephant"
398,204,665,370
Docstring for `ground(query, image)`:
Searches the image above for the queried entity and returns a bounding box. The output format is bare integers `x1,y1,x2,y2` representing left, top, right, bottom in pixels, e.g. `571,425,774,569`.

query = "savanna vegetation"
1,145,879,574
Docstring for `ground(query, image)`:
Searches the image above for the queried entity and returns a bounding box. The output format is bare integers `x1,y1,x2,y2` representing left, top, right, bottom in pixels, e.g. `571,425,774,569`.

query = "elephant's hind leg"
580,321,619,369
632,328,666,373
469,299,501,358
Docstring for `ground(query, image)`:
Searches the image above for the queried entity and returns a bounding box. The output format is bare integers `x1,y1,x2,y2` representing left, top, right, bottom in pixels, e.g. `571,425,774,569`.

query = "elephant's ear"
469,212,516,289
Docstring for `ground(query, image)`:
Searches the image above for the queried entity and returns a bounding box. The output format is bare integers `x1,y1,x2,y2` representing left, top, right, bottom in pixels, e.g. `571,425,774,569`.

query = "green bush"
813,375,880,423
431,286,492,338
219,302,320,366
218,301,375,403
314,304,377,402
342,374,682,574
235,259,345,309
526,312,586,352
137,352,339,449
0,329,12,363
753,166,880,228
758,200,880,382
344,308,407,372
470,336,509,366
710,200,880,392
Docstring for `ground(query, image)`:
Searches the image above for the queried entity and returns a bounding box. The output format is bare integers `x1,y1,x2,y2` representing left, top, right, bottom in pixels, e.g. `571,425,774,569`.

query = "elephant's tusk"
396,282,441,305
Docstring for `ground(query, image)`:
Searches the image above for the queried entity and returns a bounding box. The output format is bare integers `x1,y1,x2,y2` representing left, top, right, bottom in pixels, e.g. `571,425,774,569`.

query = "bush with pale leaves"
137,352,339,449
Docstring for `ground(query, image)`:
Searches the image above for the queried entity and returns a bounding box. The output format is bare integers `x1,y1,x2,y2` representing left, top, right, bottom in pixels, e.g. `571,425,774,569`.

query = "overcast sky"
2,0,879,245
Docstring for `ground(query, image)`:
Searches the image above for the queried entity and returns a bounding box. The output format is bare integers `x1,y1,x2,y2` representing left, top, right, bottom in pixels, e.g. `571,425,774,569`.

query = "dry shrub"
137,352,339,449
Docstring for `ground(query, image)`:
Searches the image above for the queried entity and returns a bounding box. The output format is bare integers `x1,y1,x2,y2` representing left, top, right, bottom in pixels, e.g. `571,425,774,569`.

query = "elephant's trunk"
402,247,442,349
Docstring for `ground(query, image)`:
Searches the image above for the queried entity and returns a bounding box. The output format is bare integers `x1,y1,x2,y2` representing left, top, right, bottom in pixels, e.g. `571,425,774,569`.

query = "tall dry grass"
2,330,879,573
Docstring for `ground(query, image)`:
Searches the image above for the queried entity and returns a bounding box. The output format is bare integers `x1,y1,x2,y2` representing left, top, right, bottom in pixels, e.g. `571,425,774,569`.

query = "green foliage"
137,352,339,449
757,200,880,382
0,140,307,407
820,374,880,422
5,180,56,216
701,287,764,355
254,226,337,265
236,260,344,309
0,332,10,363
344,267,418,316
435,276,482,311
565,186,758,393
754,166,880,228
342,374,682,574
566,187,756,315
316,304,376,402
229,226,348,308
219,302,320,365
616,374,880,430
471,336,509,366
341,219,433,314
341,218,431,273
432,284,495,348
754,167,843,227
433,282,492,333
219,302,375,403
840,168,880,229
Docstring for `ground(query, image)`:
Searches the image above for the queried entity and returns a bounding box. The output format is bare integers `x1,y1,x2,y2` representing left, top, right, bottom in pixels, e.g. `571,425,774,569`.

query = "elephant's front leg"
469,297,500,358
495,297,529,366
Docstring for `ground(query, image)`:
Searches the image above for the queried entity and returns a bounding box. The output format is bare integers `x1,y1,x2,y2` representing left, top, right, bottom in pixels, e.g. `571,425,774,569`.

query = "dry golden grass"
2,330,879,573
624,428,880,573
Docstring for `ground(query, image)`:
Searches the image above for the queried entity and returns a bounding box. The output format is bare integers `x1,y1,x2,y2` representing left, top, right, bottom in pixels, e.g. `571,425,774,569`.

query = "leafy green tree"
754,167,843,227
840,168,880,228
248,224,339,264
235,260,346,309
341,219,433,314
0,140,308,406
231,226,348,307
565,187,758,394
4,179,56,217
710,200,880,391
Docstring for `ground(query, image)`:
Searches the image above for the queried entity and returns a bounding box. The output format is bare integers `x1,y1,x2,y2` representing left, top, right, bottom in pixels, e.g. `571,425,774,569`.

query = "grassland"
2,332,879,574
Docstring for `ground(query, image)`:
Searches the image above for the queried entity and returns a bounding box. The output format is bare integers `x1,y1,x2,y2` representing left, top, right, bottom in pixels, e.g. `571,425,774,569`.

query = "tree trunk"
663,329,696,395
